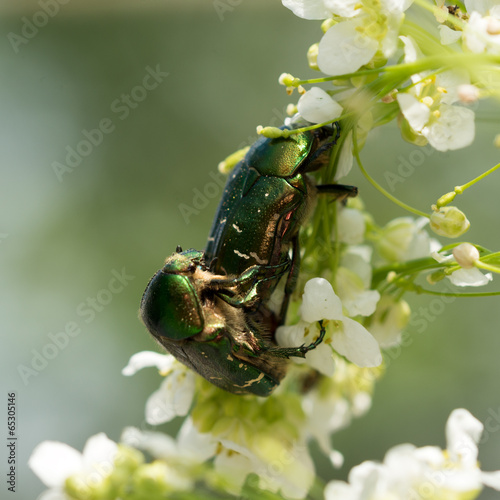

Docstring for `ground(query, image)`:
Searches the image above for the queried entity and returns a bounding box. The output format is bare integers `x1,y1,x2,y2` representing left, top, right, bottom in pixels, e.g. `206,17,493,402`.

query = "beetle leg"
212,260,291,308
316,184,358,201
265,320,326,359
277,236,299,325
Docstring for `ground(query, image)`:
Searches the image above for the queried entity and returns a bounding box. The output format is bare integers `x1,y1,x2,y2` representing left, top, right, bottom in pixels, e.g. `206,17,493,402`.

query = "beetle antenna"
176,245,183,253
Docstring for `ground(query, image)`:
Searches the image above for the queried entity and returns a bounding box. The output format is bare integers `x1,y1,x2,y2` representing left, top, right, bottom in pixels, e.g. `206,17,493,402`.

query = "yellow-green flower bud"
494,134,500,148
452,243,479,269
278,73,297,87
436,191,457,208
218,146,250,174
427,270,446,284
321,18,336,33
257,126,286,138
286,103,298,116
307,43,319,71
430,206,470,238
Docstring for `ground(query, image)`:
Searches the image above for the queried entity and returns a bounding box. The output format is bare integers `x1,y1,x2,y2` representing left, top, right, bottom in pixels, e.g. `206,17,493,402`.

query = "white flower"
276,278,382,372
29,433,117,500
318,18,379,76
315,1,412,76
123,351,196,424
282,0,412,76
397,36,476,151
297,87,343,123
432,247,493,286
337,208,365,245
324,408,500,498
463,9,500,54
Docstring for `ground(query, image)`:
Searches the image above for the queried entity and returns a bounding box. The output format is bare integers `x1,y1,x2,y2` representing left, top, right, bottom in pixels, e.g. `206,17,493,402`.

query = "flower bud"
427,270,446,284
430,206,470,238
494,134,500,148
458,84,480,104
452,243,479,269
256,126,284,138
278,73,298,87
321,18,336,33
218,146,250,174
286,103,298,116
436,191,457,208
307,43,319,71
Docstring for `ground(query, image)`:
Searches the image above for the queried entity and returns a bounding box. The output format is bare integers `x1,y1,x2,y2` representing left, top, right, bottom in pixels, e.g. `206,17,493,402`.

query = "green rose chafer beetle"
140,125,357,396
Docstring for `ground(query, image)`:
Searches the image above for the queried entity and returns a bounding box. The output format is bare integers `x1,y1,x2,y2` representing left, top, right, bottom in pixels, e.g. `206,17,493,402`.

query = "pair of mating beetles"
140,124,357,396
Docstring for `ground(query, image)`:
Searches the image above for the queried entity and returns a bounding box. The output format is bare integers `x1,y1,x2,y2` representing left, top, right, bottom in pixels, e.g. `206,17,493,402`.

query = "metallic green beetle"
141,125,357,396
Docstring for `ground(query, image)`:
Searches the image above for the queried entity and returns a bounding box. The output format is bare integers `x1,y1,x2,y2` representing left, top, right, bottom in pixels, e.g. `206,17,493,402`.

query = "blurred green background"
1,1,500,499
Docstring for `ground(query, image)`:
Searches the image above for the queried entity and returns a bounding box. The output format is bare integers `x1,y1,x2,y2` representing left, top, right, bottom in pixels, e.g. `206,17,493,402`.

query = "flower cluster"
29,407,500,499
28,1,500,499
325,408,500,499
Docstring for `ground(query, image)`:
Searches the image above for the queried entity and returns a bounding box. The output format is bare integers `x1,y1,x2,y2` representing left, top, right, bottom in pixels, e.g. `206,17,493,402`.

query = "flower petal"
29,441,83,488
122,351,175,376
438,25,463,45
300,278,343,323
145,370,196,425
422,104,475,151
446,408,482,467
37,490,68,500
397,93,430,132
481,471,500,490
214,450,253,495
335,130,354,180
297,87,343,124
331,318,382,367
337,207,365,244
448,267,493,287
318,19,378,76
281,0,331,19
82,433,117,474
304,343,336,376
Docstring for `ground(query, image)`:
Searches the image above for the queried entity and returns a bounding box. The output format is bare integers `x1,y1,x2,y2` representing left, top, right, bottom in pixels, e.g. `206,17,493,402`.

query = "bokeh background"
1,1,500,498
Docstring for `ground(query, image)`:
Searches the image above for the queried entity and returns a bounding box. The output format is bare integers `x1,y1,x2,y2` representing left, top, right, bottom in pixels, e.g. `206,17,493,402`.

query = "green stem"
294,54,500,88
458,161,500,191
476,261,500,274
437,162,500,207
413,285,500,297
